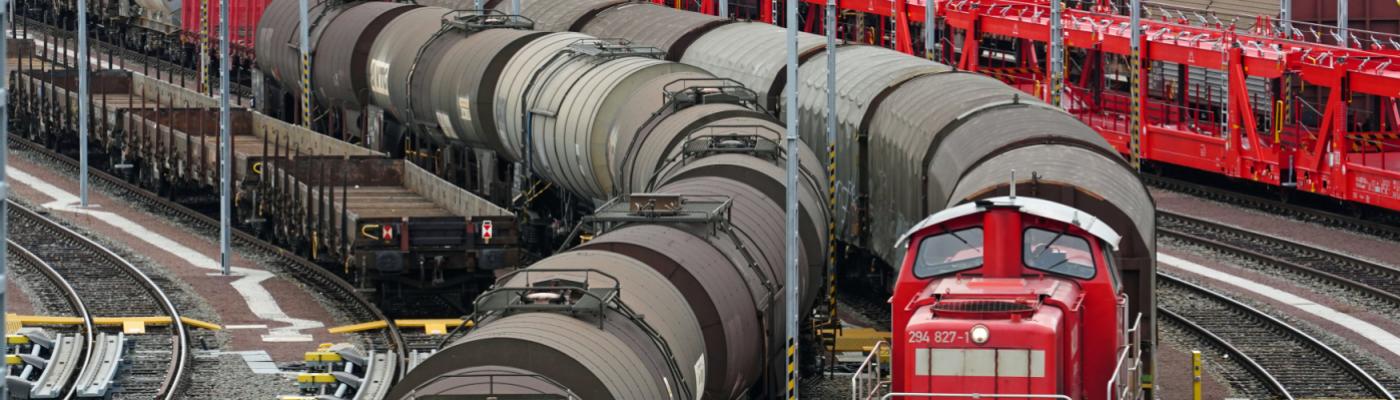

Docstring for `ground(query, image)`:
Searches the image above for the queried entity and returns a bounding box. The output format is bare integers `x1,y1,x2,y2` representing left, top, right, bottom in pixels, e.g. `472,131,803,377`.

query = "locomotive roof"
895,196,1123,251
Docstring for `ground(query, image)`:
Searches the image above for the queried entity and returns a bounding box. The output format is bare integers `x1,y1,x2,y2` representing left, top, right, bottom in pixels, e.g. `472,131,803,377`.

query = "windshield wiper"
943,226,982,255
1030,227,1070,262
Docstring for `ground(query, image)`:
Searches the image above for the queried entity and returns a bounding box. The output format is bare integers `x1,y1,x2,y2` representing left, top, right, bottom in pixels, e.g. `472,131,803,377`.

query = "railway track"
7,134,408,377
7,200,189,399
1157,210,1400,307
1158,273,1396,400
9,238,94,327
7,237,97,399
1146,174,1400,242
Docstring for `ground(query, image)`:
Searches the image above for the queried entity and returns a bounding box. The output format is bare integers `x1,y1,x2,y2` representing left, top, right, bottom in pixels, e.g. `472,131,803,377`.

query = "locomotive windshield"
912,227,984,278
1023,228,1095,279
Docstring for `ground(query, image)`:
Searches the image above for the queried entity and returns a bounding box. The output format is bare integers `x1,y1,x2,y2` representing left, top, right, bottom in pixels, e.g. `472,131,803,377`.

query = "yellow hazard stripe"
1350,133,1400,140
302,53,312,127
1129,48,1143,170
786,338,797,399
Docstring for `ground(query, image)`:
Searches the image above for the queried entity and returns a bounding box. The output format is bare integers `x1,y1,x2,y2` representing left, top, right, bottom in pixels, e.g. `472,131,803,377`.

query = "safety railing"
1070,90,1226,140
851,341,889,400
1346,136,1400,172
1106,313,1145,400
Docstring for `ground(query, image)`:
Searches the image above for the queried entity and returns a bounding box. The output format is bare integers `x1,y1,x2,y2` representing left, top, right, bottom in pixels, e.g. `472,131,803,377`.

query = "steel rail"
1158,210,1400,307
1158,273,1394,400
1146,174,1400,242
1157,307,1289,399
7,134,409,377
8,201,190,399
8,239,97,400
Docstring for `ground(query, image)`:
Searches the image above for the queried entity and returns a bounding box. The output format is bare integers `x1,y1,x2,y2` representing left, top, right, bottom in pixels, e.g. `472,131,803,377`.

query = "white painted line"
206,272,248,277
224,324,270,330
260,335,314,343
234,351,283,374
9,166,325,342
1160,252,1400,358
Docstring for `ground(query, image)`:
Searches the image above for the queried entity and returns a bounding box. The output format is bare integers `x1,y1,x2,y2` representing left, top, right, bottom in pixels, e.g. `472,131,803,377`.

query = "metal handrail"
850,341,888,400
1105,313,1144,400
882,393,1073,399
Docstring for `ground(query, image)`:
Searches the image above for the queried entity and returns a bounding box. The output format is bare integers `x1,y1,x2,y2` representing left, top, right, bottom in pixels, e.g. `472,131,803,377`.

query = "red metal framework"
181,0,270,55
660,0,1400,213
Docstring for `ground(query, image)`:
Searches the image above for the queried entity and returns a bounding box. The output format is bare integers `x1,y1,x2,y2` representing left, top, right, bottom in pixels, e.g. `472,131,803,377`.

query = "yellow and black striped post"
301,53,312,128
1129,51,1142,169
1128,0,1143,171
1191,350,1203,400
786,336,797,399
825,140,838,348
819,0,841,378
1048,0,1064,107
199,0,209,95
783,0,802,397
298,0,313,128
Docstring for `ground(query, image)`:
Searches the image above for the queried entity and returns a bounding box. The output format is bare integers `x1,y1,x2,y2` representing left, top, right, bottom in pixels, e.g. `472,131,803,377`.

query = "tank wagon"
256,1,831,397
255,2,524,204
7,39,520,309
499,0,1158,390
247,0,1154,398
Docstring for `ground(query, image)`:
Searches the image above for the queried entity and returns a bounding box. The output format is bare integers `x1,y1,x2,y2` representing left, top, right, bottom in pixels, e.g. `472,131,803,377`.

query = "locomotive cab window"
1023,228,1095,279
913,227,984,278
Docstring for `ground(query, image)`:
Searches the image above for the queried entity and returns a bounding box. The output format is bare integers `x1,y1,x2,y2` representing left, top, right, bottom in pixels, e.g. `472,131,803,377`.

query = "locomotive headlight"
970,325,990,344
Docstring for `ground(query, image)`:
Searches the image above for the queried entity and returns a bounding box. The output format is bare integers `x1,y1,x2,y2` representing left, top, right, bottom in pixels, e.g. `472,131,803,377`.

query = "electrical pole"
298,0,310,128
1049,0,1064,107
822,0,840,375
926,0,937,60
79,0,89,206
0,3,12,396
783,0,800,398
1337,0,1347,48
219,0,231,275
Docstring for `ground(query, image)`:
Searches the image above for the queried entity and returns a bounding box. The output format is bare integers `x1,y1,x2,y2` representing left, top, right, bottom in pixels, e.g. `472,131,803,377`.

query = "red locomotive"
883,195,1144,399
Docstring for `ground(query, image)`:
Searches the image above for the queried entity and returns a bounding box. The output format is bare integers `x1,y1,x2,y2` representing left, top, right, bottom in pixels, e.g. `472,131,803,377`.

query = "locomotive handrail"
850,340,888,400
1105,313,1144,400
